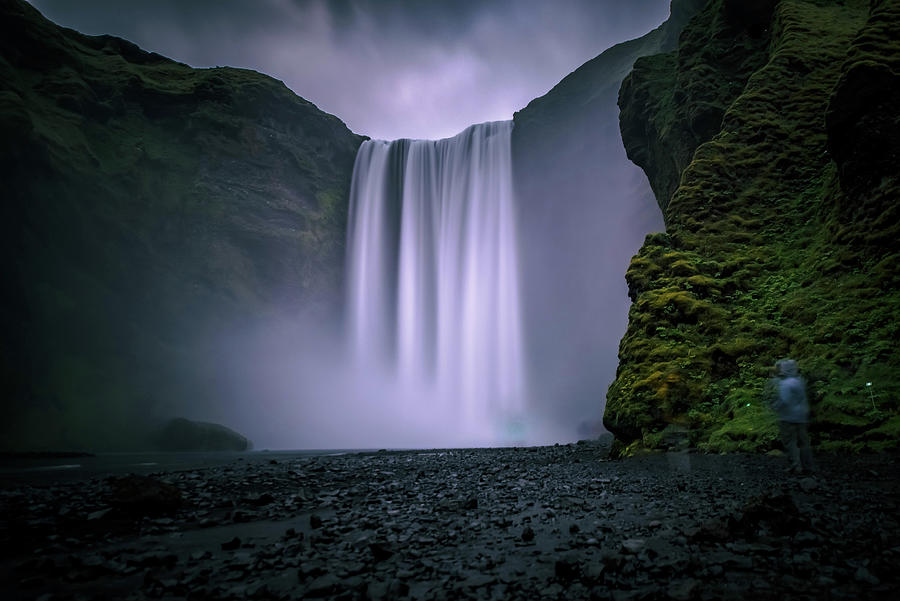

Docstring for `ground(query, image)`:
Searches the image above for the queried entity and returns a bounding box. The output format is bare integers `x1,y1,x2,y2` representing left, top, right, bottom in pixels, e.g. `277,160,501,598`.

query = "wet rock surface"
2,445,899,600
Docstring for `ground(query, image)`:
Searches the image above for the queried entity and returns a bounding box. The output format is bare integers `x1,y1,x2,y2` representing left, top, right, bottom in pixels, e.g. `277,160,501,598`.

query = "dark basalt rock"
723,0,778,34
3,447,899,600
826,0,900,239
107,474,182,516
154,418,251,452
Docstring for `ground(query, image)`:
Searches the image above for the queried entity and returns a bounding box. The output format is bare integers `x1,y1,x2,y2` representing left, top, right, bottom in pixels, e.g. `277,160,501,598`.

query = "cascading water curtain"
345,121,525,444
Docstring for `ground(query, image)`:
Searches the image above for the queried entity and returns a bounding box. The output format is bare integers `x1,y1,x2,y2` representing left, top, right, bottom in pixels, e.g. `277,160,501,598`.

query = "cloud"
30,0,671,139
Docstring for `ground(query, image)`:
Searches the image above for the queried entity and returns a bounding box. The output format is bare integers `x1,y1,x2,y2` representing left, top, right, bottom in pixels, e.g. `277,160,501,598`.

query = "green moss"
619,0,775,213
863,415,900,440
0,0,365,450
815,440,865,454
701,403,779,454
606,0,899,454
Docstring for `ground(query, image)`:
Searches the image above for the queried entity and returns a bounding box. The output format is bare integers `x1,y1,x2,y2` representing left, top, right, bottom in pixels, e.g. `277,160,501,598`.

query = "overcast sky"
30,0,671,140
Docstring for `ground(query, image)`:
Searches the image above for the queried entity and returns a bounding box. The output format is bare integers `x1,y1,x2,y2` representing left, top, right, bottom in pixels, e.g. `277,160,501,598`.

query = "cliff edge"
607,0,900,454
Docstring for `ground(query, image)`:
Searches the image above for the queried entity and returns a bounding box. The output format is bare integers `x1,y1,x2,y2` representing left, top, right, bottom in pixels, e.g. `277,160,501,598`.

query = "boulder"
154,418,251,452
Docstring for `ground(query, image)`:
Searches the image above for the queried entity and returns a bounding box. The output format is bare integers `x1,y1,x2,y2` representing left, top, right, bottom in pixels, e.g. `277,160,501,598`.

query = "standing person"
769,359,815,474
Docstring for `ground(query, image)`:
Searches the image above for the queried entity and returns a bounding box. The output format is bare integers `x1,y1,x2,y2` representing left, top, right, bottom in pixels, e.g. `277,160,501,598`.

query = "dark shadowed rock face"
510,0,705,428
607,0,900,454
617,0,773,214
154,418,251,452
826,0,900,233
0,0,364,451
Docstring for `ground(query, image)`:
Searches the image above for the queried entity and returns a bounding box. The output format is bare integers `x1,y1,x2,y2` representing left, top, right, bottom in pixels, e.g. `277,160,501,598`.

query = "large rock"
154,418,251,452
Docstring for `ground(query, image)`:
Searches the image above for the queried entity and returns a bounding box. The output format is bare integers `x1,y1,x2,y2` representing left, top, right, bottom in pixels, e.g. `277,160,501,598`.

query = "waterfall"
345,121,525,444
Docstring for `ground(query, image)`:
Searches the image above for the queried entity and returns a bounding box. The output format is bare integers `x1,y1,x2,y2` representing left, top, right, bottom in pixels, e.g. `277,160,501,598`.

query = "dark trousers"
779,421,815,473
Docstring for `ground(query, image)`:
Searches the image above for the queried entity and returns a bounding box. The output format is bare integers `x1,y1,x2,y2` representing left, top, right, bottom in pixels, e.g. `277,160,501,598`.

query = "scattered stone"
540,583,564,598
687,518,731,542
2,444,897,601
107,474,182,516
221,537,241,551
621,539,646,554
706,550,753,570
855,567,880,585
244,492,275,506
367,580,389,601
387,579,410,598
798,477,819,492
554,555,581,582
460,573,495,588
793,530,821,546
582,563,606,584
667,578,699,601
86,508,111,521
231,510,256,523
735,490,804,537
369,541,393,562
125,552,177,568
304,573,341,597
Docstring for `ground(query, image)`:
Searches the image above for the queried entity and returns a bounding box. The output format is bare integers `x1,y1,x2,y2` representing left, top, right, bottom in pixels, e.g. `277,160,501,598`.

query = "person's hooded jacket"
771,359,810,423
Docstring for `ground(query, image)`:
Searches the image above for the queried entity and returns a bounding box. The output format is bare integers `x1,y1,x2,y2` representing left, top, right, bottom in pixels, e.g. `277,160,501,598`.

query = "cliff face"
0,0,364,450
607,0,900,453
511,0,706,428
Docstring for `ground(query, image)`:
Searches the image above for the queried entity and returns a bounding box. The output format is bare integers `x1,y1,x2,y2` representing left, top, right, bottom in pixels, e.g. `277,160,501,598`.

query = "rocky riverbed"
2,443,898,600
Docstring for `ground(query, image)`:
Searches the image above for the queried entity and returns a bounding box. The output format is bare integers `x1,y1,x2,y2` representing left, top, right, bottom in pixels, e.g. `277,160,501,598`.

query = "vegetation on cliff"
607,0,900,454
0,0,364,450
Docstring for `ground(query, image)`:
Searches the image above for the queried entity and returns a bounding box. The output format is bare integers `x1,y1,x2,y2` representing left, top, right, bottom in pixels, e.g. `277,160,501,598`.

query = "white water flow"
346,121,525,445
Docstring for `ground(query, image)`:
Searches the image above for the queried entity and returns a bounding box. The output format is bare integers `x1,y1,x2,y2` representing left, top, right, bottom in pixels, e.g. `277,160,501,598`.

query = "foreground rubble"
2,445,898,600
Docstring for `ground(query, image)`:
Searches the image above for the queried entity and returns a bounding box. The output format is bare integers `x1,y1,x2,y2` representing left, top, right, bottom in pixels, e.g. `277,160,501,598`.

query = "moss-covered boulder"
607,0,900,454
0,0,364,451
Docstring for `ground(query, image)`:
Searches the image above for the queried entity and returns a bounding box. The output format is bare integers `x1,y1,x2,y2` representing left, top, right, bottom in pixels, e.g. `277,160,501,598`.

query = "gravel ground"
2,444,899,600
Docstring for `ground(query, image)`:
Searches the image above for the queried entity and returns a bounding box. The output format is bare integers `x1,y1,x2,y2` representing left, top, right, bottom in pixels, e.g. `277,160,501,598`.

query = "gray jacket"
771,359,810,423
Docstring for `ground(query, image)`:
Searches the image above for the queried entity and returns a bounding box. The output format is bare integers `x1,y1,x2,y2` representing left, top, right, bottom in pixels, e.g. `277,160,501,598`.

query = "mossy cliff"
606,0,900,454
0,0,364,450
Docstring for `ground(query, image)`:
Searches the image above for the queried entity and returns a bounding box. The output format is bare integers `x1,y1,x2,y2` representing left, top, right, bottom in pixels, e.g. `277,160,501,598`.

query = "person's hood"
778,359,799,377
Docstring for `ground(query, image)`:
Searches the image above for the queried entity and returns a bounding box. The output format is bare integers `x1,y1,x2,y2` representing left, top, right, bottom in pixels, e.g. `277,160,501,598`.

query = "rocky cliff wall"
607,0,900,454
0,0,364,450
